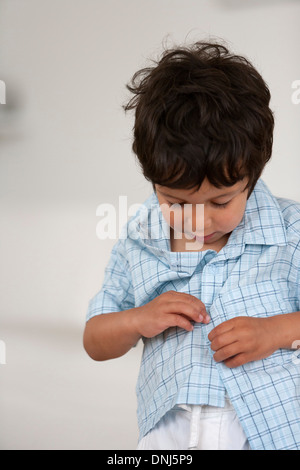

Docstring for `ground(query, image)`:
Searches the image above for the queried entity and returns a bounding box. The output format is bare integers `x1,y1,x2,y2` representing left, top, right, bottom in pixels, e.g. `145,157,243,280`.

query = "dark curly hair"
123,41,274,197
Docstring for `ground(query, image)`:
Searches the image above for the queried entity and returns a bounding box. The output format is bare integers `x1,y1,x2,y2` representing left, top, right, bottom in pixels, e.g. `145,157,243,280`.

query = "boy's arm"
84,236,138,360
83,308,141,361
84,290,209,361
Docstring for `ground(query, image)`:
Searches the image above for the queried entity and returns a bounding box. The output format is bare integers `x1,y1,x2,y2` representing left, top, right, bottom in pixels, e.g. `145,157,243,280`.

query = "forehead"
156,177,248,201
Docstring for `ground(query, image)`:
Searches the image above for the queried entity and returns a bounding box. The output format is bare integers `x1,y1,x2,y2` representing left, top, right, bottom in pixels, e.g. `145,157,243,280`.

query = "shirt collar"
132,178,288,258
131,192,171,255
232,178,287,247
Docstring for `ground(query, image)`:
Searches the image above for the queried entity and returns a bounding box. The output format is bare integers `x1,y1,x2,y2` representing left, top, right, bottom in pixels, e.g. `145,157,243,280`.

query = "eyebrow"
158,189,238,202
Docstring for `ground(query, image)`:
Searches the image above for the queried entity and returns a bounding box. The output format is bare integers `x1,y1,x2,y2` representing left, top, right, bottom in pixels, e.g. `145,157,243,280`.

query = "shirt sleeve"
86,239,135,322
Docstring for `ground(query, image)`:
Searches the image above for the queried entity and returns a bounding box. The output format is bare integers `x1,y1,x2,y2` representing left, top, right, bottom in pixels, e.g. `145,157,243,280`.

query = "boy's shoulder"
120,191,162,241
255,179,300,236
275,195,300,236
126,192,158,227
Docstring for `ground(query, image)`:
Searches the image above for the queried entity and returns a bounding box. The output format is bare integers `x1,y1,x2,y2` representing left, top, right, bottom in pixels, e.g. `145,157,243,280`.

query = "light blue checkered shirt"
86,179,300,450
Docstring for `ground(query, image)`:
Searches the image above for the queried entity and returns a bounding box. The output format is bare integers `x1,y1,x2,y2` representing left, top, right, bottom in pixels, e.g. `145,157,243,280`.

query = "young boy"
83,41,300,450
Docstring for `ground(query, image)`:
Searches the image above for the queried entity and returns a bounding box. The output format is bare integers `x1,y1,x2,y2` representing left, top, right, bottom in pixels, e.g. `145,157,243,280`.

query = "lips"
191,232,216,242
203,232,216,241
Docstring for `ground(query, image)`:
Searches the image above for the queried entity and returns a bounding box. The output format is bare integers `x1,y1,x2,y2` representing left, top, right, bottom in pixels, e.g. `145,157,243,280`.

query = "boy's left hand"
208,316,281,368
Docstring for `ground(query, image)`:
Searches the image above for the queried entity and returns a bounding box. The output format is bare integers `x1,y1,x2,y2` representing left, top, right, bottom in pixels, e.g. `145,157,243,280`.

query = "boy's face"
155,177,249,249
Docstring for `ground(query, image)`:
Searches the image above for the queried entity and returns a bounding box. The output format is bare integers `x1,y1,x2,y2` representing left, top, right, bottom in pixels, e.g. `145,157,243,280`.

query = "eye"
166,201,185,207
212,201,229,208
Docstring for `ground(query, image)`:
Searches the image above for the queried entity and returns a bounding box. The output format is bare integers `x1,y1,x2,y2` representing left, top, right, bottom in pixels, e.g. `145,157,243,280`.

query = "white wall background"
0,0,299,450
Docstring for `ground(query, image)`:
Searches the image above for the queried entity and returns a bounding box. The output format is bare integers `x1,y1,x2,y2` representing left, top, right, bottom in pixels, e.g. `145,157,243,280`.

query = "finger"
208,319,236,342
169,313,194,332
166,300,206,323
202,313,211,324
172,292,210,323
224,353,248,369
167,291,207,314
212,341,241,363
210,330,238,352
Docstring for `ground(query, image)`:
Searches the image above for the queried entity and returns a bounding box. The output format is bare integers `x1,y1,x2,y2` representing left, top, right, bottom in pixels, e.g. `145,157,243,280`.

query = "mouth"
191,232,216,242
203,232,216,241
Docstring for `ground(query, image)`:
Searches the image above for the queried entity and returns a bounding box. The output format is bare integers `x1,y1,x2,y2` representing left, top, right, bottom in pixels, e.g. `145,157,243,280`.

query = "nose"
203,207,213,231
184,205,214,235
184,204,205,234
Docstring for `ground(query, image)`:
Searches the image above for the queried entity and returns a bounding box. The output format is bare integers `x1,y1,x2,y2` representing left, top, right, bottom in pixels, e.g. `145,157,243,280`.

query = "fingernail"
198,314,203,321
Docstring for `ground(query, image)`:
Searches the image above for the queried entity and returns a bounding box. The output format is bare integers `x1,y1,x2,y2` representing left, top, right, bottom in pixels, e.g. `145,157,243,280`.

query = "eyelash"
166,201,229,208
166,202,184,207
211,202,229,208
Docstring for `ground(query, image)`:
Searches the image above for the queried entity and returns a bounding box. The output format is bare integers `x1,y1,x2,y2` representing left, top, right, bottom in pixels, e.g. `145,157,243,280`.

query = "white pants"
137,396,250,450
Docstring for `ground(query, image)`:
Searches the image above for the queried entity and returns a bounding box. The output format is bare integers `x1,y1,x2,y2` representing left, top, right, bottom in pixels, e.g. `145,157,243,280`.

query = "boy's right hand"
132,290,210,339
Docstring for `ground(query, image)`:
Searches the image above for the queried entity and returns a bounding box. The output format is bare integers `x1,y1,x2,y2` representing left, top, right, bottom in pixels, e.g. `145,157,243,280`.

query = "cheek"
222,203,246,229
173,211,186,233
